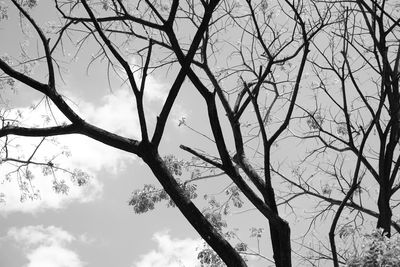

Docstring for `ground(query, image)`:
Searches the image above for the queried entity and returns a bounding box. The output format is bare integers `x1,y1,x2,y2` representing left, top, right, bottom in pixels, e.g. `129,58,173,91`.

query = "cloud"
0,58,188,214
60,88,140,174
7,225,86,267
129,57,169,103
0,167,102,214
74,88,141,139
0,88,139,214
132,231,202,267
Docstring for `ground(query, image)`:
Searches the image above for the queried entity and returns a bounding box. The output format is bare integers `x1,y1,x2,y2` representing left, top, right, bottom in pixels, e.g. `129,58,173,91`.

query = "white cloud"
129,57,169,103
0,168,102,214
75,88,141,138
59,89,140,175
132,231,202,267
0,88,139,214
0,59,188,214
142,74,168,103
7,225,85,267
25,246,83,267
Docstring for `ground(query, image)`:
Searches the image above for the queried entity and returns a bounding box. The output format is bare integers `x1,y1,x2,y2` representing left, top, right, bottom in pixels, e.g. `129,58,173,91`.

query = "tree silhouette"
2,0,400,266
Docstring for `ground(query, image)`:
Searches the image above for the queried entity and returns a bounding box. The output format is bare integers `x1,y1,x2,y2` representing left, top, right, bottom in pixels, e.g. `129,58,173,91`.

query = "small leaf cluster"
197,247,225,267
52,179,69,195
306,112,324,130
0,2,7,21
225,185,244,209
347,229,400,267
337,122,348,136
163,154,185,176
71,168,90,186
129,184,169,213
19,0,38,9
321,183,332,196
128,180,197,213
203,211,227,232
339,225,355,240
250,227,264,239
235,242,248,252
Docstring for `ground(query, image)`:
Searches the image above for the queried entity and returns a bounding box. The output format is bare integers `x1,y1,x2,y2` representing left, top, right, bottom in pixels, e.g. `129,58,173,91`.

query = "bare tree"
0,0,340,266
278,1,400,266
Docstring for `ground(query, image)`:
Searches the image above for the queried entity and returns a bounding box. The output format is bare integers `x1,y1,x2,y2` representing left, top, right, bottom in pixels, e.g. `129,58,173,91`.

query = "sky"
1,1,387,266
0,2,279,267
0,71,208,266
0,64,272,266
0,77,273,266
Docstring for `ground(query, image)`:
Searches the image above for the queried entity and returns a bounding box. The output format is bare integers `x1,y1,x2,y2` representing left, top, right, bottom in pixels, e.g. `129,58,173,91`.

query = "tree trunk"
377,187,392,236
264,182,292,267
140,145,247,266
269,221,291,267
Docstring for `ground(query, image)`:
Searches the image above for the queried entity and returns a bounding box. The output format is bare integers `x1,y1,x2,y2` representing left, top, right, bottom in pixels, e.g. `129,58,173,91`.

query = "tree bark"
269,222,291,267
377,186,392,236
139,144,247,266
264,185,292,267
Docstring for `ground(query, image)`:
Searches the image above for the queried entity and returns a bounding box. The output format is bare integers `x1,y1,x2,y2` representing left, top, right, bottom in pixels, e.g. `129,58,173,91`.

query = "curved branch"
0,124,79,137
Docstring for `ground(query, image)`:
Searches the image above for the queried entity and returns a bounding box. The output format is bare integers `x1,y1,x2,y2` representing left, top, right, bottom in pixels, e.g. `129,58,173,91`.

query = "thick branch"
0,124,79,137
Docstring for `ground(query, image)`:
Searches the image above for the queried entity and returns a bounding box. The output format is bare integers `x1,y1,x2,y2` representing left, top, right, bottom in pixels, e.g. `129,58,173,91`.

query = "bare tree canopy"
1,0,400,266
